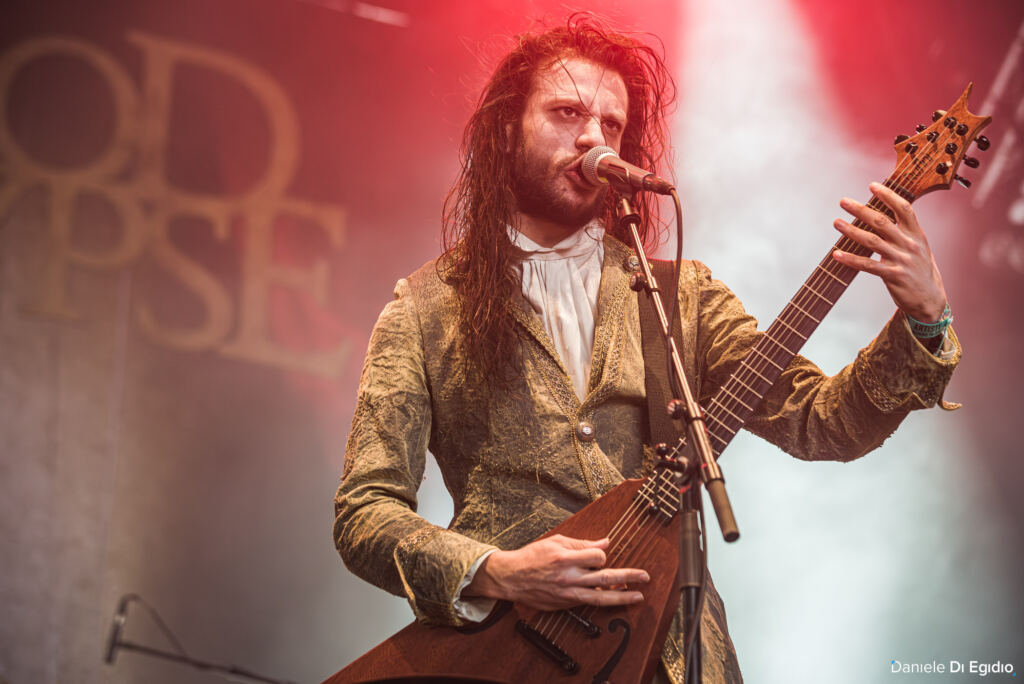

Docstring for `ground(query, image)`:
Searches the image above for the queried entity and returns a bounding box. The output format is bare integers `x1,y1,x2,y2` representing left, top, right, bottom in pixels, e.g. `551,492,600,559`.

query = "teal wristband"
906,304,952,339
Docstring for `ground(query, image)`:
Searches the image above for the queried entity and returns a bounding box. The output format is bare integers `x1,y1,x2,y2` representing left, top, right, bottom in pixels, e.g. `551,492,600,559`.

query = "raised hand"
832,181,948,323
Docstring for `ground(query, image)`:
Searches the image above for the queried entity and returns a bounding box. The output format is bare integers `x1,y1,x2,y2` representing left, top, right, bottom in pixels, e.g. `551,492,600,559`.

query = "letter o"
0,36,139,181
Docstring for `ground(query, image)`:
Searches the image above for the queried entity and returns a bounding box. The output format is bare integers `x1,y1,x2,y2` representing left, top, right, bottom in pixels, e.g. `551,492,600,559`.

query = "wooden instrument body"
324,479,682,684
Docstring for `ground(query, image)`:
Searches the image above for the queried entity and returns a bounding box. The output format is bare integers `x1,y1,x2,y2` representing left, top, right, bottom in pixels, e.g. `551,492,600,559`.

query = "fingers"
551,535,609,550
833,217,898,260
831,248,889,276
508,535,653,611
576,567,650,587
548,535,608,568
868,182,918,233
838,195,906,246
566,586,645,607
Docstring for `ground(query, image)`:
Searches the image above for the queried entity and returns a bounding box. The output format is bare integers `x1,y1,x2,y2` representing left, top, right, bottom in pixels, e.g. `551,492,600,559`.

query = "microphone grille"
581,146,617,187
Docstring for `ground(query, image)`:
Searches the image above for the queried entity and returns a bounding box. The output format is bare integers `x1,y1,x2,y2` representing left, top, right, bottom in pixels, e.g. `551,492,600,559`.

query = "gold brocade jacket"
334,235,960,683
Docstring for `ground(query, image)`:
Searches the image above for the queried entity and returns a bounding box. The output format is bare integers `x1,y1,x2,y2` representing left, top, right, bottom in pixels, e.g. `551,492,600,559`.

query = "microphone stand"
615,194,739,684
110,640,299,684
105,595,300,684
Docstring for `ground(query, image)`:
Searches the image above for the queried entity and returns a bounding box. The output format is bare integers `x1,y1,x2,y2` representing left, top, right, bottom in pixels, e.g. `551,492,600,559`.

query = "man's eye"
559,107,580,118
603,120,623,133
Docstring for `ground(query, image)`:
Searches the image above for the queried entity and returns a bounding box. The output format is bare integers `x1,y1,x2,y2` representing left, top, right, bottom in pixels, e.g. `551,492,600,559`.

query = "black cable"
134,595,189,657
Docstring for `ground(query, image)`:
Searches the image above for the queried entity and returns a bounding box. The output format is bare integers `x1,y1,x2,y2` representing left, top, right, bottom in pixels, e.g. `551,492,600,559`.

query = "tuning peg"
932,110,945,122
926,131,939,142
945,142,958,154
954,175,971,188
956,123,968,135
904,141,918,153
963,156,980,168
894,134,909,144
915,124,926,133
975,135,991,151
936,162,950,174
944,116,957,128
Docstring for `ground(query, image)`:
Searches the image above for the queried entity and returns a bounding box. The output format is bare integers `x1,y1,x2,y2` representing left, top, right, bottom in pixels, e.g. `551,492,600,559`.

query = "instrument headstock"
890,83,992,200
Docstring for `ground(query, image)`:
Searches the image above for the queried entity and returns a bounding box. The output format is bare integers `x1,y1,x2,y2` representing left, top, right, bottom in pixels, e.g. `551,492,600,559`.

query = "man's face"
511,57,629,230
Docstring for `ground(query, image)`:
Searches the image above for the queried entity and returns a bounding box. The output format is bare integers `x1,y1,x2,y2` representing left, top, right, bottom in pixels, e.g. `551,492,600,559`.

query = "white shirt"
511,222,606,401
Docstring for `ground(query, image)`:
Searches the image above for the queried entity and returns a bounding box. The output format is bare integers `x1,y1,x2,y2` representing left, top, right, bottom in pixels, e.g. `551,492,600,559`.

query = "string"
548,472,678,642
533,138,937,640
666,119,965,465
529,117,969,648
535,469,677,638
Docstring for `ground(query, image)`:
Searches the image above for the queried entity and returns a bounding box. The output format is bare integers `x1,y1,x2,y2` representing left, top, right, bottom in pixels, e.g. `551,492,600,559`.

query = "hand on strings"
463,534,649,611
831,182,948,322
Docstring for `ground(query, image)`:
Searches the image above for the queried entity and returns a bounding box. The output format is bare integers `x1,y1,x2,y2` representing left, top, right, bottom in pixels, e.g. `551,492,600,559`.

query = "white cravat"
511,222,606,401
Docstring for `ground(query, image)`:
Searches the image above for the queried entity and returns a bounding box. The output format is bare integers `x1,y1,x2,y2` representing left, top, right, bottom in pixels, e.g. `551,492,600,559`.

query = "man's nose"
576,116,606,152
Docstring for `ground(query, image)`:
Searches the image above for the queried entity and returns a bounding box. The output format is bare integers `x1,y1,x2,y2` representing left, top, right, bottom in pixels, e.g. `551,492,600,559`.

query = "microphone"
581,146,674,195
105,594,135,665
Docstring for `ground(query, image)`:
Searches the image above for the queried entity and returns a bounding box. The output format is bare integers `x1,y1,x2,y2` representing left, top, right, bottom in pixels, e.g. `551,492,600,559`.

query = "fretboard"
682,179,914,463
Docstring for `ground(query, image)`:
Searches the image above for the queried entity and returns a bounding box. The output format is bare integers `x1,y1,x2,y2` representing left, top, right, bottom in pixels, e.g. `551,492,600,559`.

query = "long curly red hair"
440,14,675,385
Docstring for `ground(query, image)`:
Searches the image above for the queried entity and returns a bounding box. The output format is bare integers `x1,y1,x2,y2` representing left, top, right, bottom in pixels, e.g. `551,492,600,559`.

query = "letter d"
950,660,963,673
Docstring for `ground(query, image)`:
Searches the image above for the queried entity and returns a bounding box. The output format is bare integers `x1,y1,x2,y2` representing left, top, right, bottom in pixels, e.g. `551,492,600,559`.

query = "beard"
509,140,608,229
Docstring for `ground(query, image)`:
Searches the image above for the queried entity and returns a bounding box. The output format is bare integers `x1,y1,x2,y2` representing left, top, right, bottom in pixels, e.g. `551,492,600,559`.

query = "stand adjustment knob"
666,399,686,419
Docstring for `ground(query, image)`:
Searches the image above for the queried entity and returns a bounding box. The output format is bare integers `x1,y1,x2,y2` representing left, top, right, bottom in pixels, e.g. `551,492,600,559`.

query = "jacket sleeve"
692,261,961,461
333,277,497,626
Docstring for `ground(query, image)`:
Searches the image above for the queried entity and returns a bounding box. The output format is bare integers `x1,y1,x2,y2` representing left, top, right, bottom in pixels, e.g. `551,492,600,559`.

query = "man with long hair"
334,15,959,683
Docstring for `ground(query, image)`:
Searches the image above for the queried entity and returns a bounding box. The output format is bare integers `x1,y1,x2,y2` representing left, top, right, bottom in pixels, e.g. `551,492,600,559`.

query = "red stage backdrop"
2,1,1022,684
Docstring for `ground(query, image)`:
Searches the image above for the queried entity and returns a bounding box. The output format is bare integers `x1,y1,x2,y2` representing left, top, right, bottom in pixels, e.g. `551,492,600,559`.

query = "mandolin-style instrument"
324,85,991,684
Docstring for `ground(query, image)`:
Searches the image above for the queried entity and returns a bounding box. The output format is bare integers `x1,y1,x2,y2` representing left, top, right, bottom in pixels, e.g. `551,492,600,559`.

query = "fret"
717,385,753,412
705,429,730,446
689,164,945,474
736,364,770,387
815,263,847,286
787,299,821,323
866,202,896,222
705,408,739,433
800,283,835,306
774,315,808,340
751,343,787,369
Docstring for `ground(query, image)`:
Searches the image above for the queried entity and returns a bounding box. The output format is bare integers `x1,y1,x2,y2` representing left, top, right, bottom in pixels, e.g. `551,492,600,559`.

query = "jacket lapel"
586,236,633,400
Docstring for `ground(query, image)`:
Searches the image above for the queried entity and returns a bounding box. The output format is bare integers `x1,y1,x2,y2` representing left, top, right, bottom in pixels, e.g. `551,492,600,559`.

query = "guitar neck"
637,83,991,515
634,185,911,510
700,184,907,458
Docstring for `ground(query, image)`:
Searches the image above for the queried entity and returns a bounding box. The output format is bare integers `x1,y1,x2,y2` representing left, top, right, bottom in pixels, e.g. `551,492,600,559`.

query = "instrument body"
325,479,682,684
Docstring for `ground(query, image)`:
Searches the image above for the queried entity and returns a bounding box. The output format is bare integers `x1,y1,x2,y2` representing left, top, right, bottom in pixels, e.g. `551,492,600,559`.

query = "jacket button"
626,254,641,272
576,421,596,442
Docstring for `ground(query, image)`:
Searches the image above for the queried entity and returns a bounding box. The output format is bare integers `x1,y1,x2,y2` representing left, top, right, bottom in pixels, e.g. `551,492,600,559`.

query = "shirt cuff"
453,549,498,622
